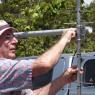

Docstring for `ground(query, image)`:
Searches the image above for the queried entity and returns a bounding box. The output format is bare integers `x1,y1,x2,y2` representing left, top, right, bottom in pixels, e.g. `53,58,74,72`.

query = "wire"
66,49,77,95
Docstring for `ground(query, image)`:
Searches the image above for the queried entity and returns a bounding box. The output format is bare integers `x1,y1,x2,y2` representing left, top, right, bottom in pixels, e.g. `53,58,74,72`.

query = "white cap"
0,20,17,36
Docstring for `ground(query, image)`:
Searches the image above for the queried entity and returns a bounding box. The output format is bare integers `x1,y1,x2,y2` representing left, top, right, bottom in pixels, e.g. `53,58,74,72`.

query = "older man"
0,20,80,95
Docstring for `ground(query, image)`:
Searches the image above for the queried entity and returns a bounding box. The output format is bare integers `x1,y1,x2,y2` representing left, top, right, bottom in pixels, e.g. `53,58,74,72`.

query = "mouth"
12,49,16,52
10,48,16,53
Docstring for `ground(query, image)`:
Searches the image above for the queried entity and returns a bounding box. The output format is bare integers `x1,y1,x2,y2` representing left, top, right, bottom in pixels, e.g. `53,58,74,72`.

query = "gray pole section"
14,27,92,39
76,0,81,95
14,28,75,38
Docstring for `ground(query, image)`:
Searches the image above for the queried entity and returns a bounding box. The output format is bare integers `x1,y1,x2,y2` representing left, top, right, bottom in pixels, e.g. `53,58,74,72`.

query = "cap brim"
0,27,17,36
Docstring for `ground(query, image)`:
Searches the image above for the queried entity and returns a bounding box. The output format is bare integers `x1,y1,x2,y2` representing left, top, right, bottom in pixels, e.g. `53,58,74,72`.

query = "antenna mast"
76,0,82,95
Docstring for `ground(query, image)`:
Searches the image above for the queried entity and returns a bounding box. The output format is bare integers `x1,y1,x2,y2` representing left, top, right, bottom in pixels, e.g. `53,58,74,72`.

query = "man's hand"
63,65,83,84
61,28,76,43
32,65,83,95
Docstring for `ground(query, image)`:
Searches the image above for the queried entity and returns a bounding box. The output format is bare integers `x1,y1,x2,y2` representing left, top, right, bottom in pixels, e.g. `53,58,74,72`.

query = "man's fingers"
68,66,78,73
71,65,77,68
70,65,84,74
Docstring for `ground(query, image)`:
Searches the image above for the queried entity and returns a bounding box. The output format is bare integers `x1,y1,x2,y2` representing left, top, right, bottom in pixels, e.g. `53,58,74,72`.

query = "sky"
84,0,94,5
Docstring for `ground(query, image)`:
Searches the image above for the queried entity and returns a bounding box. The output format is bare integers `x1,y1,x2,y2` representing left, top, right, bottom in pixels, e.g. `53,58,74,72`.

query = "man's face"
0,29,18,59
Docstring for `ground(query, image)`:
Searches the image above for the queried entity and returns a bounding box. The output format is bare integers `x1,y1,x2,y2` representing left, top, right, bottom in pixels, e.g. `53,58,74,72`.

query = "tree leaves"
0,0,95,57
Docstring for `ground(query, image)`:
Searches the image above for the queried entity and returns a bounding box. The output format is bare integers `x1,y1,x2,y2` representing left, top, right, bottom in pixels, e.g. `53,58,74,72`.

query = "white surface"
84,0,93,5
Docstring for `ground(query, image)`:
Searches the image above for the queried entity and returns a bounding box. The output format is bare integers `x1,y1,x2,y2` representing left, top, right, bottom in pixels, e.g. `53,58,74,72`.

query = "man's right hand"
61,28,76,43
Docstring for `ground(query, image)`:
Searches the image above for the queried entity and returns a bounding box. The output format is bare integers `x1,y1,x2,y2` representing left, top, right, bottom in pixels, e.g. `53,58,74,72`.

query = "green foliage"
0,0,95,57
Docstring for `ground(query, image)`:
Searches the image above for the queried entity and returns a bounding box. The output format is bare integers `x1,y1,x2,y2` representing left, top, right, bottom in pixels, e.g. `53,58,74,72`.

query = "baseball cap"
0,20,17,36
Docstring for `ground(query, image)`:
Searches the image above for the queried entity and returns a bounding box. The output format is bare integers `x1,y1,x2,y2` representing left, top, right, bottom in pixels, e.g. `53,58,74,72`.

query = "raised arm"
32,28,76,77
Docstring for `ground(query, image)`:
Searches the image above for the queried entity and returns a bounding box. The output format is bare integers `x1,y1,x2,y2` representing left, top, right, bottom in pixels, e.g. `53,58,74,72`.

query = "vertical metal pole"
76,0,81,95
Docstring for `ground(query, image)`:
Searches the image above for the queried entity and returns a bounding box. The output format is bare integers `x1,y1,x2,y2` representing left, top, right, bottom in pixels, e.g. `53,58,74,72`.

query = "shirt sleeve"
0,58,35,93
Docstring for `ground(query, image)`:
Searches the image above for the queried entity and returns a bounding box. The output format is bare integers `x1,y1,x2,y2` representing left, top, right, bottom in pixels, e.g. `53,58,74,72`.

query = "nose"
12,36,18,44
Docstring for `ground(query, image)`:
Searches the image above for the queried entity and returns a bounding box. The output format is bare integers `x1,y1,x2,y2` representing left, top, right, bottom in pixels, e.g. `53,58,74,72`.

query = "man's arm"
33,66,80,95
32,28,76,77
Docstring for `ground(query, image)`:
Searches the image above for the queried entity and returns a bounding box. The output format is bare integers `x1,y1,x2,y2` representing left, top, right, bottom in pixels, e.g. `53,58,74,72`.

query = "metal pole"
76,0,82,95
14,28,76,38
14,26,91,39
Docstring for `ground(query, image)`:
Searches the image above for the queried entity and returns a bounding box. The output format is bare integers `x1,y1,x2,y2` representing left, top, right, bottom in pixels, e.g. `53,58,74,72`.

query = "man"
0,20,81,95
